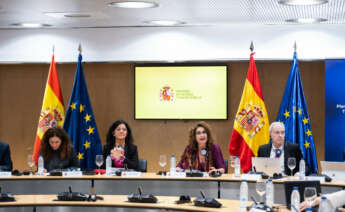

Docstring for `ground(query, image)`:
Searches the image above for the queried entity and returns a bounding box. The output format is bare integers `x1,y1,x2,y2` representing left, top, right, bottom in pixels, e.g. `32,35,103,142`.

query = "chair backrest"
138,159,147,172
224,159,228,174
284,180,321,209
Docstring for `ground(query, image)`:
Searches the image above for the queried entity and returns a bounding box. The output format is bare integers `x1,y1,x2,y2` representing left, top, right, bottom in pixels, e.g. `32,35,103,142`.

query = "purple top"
177,144,225,171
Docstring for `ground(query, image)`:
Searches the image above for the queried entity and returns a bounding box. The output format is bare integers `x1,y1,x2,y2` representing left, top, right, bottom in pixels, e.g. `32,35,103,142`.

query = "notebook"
251,157,281,176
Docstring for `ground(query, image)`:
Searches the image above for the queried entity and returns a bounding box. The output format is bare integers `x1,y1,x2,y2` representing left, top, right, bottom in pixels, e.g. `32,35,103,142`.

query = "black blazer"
44,149,80,172
102,143,139,170
0,142,12,171
257,142,303,176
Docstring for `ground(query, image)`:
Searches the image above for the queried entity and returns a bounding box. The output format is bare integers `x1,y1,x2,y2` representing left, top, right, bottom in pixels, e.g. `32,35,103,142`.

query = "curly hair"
188,121,216,170
41,127,73,162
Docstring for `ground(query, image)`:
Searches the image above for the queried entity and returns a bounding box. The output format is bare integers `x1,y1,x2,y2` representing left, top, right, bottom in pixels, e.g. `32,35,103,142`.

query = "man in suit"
257,122,303,176
0,142,13,171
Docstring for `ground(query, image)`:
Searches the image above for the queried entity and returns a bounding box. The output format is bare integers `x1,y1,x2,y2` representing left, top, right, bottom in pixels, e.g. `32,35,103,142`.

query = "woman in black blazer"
102,120,139,170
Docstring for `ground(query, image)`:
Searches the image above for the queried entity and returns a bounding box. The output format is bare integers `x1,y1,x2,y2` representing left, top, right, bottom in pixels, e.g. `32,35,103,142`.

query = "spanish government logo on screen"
160,86,175,101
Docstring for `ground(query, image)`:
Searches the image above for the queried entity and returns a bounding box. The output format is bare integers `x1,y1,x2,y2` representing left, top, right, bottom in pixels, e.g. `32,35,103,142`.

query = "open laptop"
251,157,281,176
321,161,345,181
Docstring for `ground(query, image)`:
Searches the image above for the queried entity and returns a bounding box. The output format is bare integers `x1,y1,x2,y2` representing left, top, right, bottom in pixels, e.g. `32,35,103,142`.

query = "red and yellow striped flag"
229,53,269,173
33,54,65,164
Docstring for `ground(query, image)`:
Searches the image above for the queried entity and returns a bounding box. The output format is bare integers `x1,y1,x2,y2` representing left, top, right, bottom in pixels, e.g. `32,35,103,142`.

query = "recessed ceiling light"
278,0,328,6
108,1,158,8
285,18,327,24
44,12,91,18
11,23,52,28
144,20,185,26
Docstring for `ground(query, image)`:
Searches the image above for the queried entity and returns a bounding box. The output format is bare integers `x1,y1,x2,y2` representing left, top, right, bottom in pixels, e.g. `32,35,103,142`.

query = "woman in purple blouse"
176,121,226,174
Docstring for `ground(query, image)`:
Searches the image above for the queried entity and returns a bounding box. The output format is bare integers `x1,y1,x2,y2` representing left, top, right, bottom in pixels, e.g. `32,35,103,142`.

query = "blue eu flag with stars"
276,52,318,174
63,53,102,170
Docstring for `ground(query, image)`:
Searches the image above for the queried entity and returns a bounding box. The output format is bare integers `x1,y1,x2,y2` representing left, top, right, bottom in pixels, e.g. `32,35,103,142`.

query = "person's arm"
325,190,345,209
176,145,191,170
211,144,225,173
0,144,12,171
124,145,138,170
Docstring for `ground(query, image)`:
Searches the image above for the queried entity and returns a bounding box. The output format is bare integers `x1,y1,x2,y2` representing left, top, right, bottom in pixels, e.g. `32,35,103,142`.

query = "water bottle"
170,154,176,175
106,155,112,175
299,159,305,180
318,196,333,212
240,179,248,212
291,186,300,212
234,156,241,177
37,155,44,175
266,178,274,207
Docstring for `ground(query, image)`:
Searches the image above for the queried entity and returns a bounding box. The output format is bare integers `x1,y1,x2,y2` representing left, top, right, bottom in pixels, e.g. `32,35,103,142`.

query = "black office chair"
224,159,228,174
138,159,147,172
284,180,321,209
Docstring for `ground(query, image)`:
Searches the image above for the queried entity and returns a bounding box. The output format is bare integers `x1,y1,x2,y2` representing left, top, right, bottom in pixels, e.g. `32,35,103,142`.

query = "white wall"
1,24,345,63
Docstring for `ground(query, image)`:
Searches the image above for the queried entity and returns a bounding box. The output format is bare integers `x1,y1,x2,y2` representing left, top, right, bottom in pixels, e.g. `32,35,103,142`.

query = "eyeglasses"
195,131,207,135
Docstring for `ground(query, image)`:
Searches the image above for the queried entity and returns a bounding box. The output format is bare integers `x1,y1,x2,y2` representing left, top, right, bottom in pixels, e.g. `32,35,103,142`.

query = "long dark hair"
105,120,134,148
41,127,73,162
188,121,215,170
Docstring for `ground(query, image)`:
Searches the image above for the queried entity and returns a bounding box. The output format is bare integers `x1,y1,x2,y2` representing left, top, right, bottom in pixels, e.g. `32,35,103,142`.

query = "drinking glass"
159,154,167,171
27,154,35,175
304,187,317,208
287,157,296,176
230,155,236,168
95,155,103,175
256,178,266,203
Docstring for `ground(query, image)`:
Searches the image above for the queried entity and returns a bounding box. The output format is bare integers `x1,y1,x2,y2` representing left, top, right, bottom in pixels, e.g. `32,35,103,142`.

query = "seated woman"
41,127,80,172
176,122,226,174
102,120,139,170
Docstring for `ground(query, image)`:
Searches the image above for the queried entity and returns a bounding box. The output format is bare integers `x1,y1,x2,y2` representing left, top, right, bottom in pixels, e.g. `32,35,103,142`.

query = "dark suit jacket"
0,142,13,171
257,142,303,176
44,148,80,172
102,143,139,170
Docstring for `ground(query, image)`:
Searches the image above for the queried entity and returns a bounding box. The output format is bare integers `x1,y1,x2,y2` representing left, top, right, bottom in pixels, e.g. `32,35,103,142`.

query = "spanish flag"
33,54,65,164
229,52,269,173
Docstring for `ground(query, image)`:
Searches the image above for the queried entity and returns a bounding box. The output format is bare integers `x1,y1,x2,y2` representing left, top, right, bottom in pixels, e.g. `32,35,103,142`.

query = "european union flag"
276,52,318,174
63,53,102,170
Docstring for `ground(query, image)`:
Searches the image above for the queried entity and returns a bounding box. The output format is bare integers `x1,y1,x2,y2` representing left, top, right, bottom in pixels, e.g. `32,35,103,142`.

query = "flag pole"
294,41,297,53
250,41,254,53
52,45,55,55
78,43,82,54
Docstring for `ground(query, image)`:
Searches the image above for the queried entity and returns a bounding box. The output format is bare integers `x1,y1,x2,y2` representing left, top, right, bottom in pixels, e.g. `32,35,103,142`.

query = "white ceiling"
0,0,344,28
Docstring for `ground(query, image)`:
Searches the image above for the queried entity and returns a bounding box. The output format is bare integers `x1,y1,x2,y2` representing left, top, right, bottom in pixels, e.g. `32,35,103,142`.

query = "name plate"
167,172,186,178
0,172,11,177
62,171,83,177
121,171,141,177
306,176,325,183
241,174,261,181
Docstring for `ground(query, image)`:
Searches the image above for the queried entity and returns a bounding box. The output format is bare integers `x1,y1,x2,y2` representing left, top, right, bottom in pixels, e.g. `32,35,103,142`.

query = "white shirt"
270,145,284,174
325,190,345,209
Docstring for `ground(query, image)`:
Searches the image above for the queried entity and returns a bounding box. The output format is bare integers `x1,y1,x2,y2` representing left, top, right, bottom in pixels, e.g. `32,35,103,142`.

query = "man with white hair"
257,121,303,175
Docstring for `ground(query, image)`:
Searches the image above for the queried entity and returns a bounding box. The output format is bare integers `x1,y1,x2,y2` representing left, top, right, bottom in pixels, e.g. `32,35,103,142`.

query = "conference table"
0,173,343,211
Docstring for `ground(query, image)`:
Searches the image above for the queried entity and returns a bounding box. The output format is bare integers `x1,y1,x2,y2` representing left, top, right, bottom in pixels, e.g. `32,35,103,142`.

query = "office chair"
138,159,147,172
224,160,228,174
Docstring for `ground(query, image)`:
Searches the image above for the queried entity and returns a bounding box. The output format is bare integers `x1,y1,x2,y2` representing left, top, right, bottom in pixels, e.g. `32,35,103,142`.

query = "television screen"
135,65,227,119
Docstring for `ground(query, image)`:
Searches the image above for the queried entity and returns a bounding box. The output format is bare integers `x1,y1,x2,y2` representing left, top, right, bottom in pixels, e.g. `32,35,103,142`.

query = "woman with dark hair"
102,120,139,170
41,127,79,172
176,121,225,174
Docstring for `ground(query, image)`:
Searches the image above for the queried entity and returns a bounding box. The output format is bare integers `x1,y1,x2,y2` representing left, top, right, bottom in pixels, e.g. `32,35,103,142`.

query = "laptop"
320,161,345,181
251,157,281,176
284,180,321,210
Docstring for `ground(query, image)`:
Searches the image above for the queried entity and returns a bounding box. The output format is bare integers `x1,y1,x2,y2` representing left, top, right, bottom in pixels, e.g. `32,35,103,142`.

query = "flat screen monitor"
135,65,227,120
